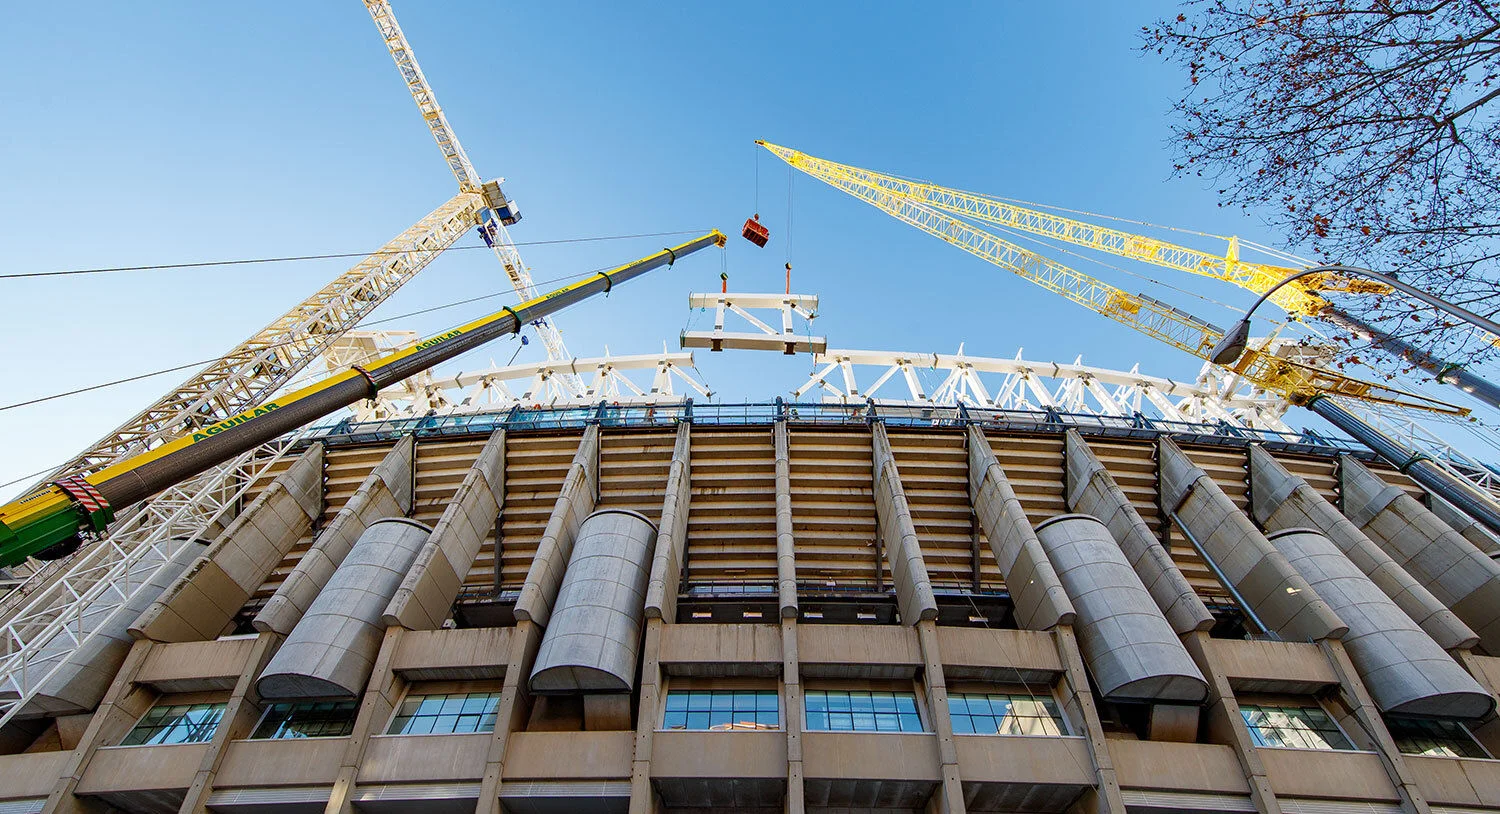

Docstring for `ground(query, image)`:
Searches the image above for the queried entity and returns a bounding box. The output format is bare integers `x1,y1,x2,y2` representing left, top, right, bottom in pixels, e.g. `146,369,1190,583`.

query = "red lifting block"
742,216,770,248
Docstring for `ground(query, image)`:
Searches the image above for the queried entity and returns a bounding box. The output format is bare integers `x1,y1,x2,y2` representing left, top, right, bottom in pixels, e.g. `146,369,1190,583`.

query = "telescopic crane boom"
0,232,724,567
756,141,1464,416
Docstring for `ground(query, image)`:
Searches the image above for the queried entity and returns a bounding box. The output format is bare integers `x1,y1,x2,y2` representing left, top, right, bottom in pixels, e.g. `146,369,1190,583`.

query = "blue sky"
0,2,1476,497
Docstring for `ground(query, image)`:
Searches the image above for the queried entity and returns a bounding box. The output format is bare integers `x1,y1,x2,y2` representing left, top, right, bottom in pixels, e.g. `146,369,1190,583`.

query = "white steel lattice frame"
681,292,827,355
795,347,1294,432
0,432,307,729
363,0,577,381
36,193,485,486
1339,400,1500,498
346,350,711,420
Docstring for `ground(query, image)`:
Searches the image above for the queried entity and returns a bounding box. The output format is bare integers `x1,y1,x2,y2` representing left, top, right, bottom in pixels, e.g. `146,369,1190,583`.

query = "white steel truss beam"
682,292,826,356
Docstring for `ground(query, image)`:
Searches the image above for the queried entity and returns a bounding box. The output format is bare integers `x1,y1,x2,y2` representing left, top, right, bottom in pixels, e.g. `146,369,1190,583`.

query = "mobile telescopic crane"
0,233,724,568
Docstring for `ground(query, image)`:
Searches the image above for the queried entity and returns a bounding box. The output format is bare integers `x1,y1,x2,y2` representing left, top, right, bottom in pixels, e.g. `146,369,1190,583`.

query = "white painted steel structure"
681,292,826,355
363,0,576,379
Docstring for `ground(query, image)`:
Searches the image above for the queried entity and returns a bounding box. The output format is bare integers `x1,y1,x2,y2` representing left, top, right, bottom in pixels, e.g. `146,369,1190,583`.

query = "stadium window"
386,692,501,735
251,700,358,739
119,702,227,746
948,692,1068,736
1384,716,1490,759
661,689,780,731
1240,704,1354,751
804,690,924,733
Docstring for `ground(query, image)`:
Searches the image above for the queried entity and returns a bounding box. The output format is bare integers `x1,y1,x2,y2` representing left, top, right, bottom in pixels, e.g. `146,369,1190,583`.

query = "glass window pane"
806,692,828,712
849,693,875,712
757,692,779,711
663,710,687,729
951,715,974,734
710,693,733,711
806,711,830,731
896,695,918,714
756,710,779,728
828,693,851,712
687,691,711,711
829,712,854,731
665,692,689,711
898,713,923,732
687,711,710,730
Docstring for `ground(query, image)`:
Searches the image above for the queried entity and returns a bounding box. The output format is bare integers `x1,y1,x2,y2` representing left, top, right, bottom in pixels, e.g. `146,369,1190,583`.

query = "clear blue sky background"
0,2,1475,498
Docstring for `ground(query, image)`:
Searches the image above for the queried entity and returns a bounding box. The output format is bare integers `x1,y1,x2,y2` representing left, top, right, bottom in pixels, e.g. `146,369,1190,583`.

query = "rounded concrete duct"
1035,514,1208,703
529,509,657,694
1267,528,1494,719
257,517,431,700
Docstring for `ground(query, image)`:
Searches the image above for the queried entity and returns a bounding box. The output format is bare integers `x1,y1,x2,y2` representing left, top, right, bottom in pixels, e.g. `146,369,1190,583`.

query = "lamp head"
1210,319,1251,366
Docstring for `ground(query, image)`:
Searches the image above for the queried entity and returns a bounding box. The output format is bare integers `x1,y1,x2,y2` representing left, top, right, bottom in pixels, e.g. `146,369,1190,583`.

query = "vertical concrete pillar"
258,518,431,699
1249,446,1477,650
476,620,543,814
1063,431,1213,635
1033,514,1207,702
1180,632,1282,814
965,425,1075,630
1318,639,1434,814
179,632,282,813
871,423,939,625
1268,528,1492,718
133,442,325,642
40,639,158,814
256,435,415,635
914,620,965,814
1051,626,1125,814
782,618,804,814
384,430,505,630
644,423,691,623
775,421,798,619
1426,492,1500,556
324,626,406,814
1340,455,1500,653
514,425,599,627
529,509,656,693
628,617,664,814
1157,437,1346,642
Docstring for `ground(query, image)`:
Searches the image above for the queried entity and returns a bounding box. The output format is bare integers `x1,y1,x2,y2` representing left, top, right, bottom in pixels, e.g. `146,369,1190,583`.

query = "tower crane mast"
363,1,577,376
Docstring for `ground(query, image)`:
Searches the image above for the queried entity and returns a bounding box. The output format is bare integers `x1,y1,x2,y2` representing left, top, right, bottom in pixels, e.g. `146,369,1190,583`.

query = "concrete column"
385,431,505,630
26,539,205,719
871,423,939,625
476,620,542,814
530,509,656,693
628,617,664,814
1318,639,1433,814
323,626,406,814
965,425,1074,630
914,620,966,814
644,423,691,623
179,632,282,813
1340,455,1500,653
1269,528,1492,718
775,421,798,619
1063,431,1213,635
1033,514,1207,703
1249,446,1478,650
1157,437,1346,642
259,518,431,699
1180,632,1282,814
41,639,157,814
1427,492,1500,556
782,618,804,814
256,435,415,636
133,443,325,642
1051,625,1125,814
514,425,599,627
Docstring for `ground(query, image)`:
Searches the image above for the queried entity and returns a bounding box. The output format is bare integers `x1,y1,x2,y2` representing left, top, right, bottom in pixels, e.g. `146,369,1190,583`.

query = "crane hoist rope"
755,141,1464,417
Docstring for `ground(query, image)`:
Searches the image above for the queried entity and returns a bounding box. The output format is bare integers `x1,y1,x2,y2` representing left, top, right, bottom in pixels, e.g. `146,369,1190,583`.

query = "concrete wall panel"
1250,446,1478,650
514,424,599,627
1427,491,1500,556
529,508,656,694
1340,455,1500,653
257,517,431,699
255,435,414,635
384,431,505,630
1268,527,1493,718
1035,514,1208,702
1065,430,1212,634
132,443,324,642
967,425,1075,630
1158,437,1346,642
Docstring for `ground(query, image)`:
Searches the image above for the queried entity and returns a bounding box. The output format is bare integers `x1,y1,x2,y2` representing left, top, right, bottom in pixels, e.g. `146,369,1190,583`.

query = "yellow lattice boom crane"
756,140,1463,416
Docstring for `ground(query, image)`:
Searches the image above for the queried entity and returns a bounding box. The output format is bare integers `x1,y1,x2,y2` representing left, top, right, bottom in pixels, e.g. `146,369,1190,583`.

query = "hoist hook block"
742,214,770,248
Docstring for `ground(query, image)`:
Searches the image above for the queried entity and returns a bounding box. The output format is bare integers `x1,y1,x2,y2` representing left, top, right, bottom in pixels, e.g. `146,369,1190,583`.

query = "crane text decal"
414,329,462,351
191,403,281,442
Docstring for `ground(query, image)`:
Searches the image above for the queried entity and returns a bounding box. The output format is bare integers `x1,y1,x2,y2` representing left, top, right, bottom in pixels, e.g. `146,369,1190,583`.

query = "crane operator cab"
481,178,522,226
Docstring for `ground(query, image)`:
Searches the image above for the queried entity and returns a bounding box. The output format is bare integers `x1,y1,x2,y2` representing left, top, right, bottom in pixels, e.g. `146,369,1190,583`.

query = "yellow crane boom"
756,141,1462,415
